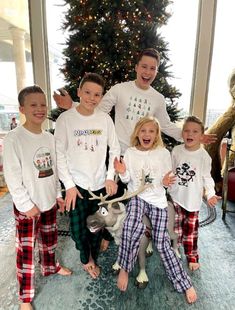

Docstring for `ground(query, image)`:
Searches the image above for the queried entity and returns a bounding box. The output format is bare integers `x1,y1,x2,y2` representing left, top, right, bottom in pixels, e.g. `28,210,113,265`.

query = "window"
0,0,33,132
160,0,199,115
206,0,235,127
45,0,68,108
45,0,200,115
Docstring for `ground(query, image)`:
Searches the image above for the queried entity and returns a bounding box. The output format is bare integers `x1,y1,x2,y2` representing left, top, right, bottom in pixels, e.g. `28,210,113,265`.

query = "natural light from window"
46,0,199,115
206,0,235,126
160,0,198,115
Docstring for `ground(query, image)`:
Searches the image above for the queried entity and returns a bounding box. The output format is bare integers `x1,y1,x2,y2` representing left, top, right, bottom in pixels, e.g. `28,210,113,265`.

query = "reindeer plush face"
87,170,152,235
87,202,125,233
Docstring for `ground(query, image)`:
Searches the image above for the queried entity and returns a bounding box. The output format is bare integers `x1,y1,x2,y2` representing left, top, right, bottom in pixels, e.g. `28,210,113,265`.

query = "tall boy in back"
169,116,220,271
54,73,120,279
3,85,71,310
54,48,216,155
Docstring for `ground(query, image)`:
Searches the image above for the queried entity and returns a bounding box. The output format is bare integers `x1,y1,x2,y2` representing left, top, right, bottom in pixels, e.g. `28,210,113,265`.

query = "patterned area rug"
1,195,235,310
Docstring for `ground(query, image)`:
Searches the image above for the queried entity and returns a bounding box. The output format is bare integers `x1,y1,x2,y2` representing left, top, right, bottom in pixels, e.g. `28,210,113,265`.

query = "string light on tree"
60,0,183,144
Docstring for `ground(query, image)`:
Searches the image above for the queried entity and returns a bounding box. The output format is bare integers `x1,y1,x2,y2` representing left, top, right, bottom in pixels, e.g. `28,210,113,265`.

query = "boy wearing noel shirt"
54,72,120,279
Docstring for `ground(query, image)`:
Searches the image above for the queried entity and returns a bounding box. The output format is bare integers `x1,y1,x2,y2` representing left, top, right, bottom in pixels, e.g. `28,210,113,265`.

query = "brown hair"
18,85,44,106
183,116,205,133
136,48,160,66
130,116,163,149
79,72,105,92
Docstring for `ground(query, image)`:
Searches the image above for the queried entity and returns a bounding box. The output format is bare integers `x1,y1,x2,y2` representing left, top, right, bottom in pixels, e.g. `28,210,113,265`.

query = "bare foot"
117,269,129,291
57,266,72,276
100,239,109,252
83,261,95,271
185,286,197,304
189,262,200,271
20,303,33,310
83,264,101,279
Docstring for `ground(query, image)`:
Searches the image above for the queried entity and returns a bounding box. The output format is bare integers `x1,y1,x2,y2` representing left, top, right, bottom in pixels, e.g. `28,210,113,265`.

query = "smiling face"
135,55,159,90
137,121,158,151
19,93,47,133
182,121,204,151
77,81,103,115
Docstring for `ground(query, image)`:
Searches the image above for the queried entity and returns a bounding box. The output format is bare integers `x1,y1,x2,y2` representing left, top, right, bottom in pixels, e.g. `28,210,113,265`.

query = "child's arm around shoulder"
98,83,120,114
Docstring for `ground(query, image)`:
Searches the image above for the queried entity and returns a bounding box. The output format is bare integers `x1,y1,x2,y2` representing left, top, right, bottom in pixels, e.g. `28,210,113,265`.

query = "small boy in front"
54,73,120,279
169,116,220,271
3,85,71,310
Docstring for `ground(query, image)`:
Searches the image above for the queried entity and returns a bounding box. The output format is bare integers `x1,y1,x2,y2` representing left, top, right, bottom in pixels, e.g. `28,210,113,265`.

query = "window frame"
28,0,217,127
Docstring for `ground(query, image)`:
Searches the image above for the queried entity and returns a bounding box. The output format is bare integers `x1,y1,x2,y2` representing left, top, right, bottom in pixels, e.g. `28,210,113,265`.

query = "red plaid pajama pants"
174,202,199,263
14,205,60,303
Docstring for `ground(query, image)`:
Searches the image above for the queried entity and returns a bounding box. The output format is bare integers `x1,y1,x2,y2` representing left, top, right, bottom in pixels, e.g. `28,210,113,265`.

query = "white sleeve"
154,97,182,142
56,178,63,198
3,136,34,212
202,153,215,199
98,84,118,114
162,149,172,175
171,147,176,170
54,115,76,190
106,116,121,180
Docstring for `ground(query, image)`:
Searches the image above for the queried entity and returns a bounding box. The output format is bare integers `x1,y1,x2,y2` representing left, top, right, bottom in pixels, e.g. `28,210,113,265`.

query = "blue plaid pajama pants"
117,196,192,292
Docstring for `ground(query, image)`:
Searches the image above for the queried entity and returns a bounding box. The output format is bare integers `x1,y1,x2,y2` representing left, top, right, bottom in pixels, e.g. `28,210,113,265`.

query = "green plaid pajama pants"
69,186,106,264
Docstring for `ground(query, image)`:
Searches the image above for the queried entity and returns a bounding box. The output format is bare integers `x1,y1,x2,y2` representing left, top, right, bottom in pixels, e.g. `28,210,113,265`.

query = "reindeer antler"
88,173,119,203
88,191,110,203
88,170,152,206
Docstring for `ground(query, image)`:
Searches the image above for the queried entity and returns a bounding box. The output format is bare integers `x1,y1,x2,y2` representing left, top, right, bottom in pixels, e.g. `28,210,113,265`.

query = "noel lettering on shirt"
74,128,102,152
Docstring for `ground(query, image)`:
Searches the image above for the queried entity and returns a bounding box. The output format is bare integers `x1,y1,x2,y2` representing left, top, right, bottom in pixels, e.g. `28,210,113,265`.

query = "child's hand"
24,205,40,219
65,187,83,211
105,179,118,196
201,133,217,145
57,197,66,213
162,171,176,187
53,89,73,109
114,157,126,175
207,195,221,207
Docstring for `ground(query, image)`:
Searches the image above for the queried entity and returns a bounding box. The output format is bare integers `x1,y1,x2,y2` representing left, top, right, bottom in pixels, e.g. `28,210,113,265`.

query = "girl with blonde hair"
114,116,197,304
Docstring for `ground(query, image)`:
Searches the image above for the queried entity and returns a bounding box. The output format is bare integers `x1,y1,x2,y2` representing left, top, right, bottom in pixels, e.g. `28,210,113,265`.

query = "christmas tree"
51,0,182,146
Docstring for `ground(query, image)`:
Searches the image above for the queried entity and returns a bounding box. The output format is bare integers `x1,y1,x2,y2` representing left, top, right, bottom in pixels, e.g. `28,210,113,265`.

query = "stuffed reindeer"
87,172,178,289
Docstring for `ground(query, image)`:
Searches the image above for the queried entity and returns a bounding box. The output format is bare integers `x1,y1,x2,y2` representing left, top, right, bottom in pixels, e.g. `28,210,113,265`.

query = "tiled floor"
1,192,235,310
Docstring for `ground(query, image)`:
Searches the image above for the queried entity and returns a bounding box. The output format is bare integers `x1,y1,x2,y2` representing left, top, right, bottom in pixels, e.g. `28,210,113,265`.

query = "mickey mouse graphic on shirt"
33,147,53,178
175,162,196,187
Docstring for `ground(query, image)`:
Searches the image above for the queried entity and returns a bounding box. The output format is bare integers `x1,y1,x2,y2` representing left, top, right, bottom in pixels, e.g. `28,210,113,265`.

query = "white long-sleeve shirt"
98,81,182,154
120,146,172,208
3,126,61,213
54,107,120,191
169,144,215,212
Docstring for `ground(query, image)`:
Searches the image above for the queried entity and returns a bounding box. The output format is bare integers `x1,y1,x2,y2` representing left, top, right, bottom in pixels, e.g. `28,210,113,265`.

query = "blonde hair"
130,116,163,149
183,116,205,133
